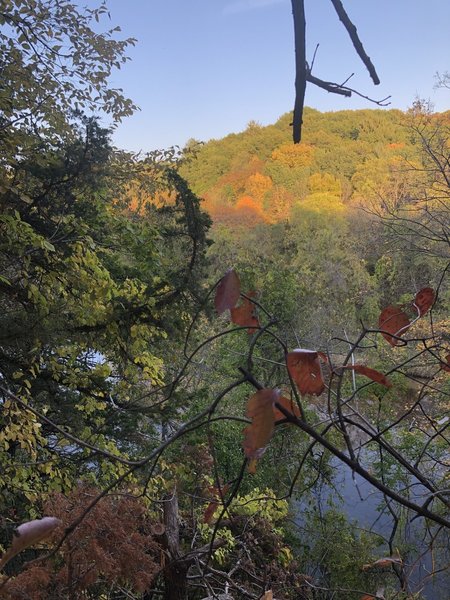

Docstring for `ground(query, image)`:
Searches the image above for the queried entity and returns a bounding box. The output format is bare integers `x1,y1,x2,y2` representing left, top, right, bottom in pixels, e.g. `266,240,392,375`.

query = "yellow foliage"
308,172,342,196
294,192,346,215
244,172,273,202
271,143,315,168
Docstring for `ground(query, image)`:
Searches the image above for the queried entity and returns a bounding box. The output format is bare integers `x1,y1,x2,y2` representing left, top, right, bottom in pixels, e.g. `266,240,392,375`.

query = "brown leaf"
317,351,329,364
215,269,240,315
343,365,392,388
273,396,301,422
243,389,277,472
203,501,219,524
203,484,230,524
231,292,259,333
378,305,411,346
441,353,450,373
287,349,325,396
260,591,273,600
247,458,258,475
362,556,403,571
413,287,435,316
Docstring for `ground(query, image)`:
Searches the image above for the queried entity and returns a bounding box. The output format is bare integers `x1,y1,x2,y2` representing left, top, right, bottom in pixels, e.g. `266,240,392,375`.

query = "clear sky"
90,0,450,152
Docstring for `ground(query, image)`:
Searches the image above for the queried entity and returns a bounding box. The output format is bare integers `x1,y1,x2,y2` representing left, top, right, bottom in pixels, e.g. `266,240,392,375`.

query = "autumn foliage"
214,271,443,478
379,287,435,346
2,486,161,599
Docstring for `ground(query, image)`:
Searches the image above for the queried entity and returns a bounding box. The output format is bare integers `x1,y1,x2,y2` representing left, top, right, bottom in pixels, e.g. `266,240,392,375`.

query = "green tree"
0,0,210,526
0,0,136,144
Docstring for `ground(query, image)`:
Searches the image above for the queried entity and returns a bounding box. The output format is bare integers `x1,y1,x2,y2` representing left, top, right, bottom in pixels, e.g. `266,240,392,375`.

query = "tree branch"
329,0,380,85
291,0,307,143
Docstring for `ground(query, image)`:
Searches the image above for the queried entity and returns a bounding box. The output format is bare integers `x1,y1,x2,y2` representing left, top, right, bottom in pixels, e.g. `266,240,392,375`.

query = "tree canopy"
0,2,449,599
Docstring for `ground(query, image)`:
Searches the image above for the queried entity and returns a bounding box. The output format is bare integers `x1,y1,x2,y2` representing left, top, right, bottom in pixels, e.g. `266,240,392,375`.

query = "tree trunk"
162,489,189,600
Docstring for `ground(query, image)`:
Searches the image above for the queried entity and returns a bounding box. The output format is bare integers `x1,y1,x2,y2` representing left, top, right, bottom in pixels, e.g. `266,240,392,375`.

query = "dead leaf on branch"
287,349,325,396
243,389,278,473
362,556,403,571
231,291,260,333
379,287,435,346
413,287,435,316
378,305,411,346
342,365,392,388
273,395,301,422
215,269,240,315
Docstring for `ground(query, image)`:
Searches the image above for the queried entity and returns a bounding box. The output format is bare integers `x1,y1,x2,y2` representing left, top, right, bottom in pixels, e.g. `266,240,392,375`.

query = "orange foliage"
207,195,268,228
117,180,176,214
215,156,265,195
3,486,161,599
244,172,273,203
235,195,267,224
266,186,294,222
235,194,263,212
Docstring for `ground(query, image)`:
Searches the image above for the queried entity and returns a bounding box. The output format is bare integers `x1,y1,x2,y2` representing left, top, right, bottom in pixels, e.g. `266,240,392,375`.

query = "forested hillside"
181,107,450,343
182,108,412,203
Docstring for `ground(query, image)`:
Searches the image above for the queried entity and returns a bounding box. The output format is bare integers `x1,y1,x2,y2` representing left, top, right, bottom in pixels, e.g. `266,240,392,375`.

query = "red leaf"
379,305,411,346
273,396,301,422
243,389,277,472
441,353,450,373
215,269,240,315
343,365,392,388
231,292,259,333
413,287,435,316
287,349,325,396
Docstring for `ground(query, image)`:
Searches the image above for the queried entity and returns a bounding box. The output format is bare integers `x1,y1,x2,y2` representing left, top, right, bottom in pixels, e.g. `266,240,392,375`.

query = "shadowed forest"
0,1,449,599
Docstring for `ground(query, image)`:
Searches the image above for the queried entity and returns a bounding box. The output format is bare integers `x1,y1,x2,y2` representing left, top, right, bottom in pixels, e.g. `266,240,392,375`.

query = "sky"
87,0,450,152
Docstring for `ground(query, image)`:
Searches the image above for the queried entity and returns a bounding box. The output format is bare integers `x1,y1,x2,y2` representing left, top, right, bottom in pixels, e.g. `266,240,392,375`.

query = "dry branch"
329,0,380,85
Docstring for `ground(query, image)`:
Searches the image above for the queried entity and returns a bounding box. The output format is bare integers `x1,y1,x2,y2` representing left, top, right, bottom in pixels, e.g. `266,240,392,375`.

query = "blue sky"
91,0,450,151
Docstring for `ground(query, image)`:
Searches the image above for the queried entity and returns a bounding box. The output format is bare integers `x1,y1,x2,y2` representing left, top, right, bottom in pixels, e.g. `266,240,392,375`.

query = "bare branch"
329,0,380,85
291,0,307,143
